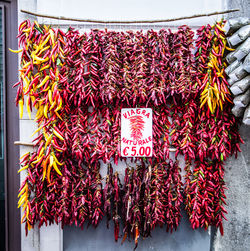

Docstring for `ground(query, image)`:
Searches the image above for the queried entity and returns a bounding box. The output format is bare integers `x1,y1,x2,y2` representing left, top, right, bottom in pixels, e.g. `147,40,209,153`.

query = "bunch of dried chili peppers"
13,20,243,247
183,21,243,235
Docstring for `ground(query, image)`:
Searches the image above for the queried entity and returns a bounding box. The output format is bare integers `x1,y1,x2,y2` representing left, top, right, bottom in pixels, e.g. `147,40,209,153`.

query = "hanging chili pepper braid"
57,27,105,228
150,163,168,230
183,21,243,235
122,167,133,243
184,160,228,234
84,30,104,107
145,30,161,106
170,97,198,160
133,31,149,104
90,162,104,227
17,20,67,233
152,107,171,161
170,26,199,97
164,160,183,232
103,164,113,228
120,32,135,106
185,104,243,234
169,26,200,160
109,107,122,165
198,21,232,114
101,31,123,105
119,160,182,246
99,107,114,163
121,165,144,249
141,163,152,238
112,170,122,242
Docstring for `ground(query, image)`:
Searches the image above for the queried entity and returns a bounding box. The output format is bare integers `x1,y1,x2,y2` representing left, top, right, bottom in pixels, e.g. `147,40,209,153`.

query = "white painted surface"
36,0,225,26
40,224,63,251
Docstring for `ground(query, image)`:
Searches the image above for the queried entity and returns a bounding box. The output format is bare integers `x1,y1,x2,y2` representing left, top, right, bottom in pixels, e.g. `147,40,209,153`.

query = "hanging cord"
21,9,239,24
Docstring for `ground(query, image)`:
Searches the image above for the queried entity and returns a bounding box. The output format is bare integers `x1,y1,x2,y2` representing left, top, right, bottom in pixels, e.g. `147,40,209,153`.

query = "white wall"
35,0,226,28
36,0,224,19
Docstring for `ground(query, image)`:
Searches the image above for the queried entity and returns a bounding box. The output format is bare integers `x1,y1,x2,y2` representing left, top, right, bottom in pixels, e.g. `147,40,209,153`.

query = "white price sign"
121,108,152,157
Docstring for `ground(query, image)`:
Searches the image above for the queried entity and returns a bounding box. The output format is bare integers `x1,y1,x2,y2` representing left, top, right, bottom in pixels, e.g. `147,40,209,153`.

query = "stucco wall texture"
212,125,250,251
212,2,250,250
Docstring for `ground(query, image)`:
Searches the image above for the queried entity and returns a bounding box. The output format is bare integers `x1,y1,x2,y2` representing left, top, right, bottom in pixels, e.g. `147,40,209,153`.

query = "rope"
20,9,240,24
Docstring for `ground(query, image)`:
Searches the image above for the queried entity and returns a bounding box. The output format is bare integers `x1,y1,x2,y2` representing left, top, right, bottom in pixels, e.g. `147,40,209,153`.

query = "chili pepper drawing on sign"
121,108,152,157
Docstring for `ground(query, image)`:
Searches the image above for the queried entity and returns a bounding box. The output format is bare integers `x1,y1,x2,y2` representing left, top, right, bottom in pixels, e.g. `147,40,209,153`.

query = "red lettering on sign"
123,147,129,156
123,109,150,119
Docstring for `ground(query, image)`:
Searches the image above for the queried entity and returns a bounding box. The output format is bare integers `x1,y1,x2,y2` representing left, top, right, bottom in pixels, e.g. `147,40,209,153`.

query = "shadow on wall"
63,210,210,251
212,123,250,251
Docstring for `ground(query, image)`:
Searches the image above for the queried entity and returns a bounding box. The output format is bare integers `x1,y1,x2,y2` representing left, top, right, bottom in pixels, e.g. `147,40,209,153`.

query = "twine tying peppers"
12,20,243,248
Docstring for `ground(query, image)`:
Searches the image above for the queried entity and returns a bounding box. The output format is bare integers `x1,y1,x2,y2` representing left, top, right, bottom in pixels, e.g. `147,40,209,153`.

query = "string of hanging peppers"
197,21,234,113
13,19,243,248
